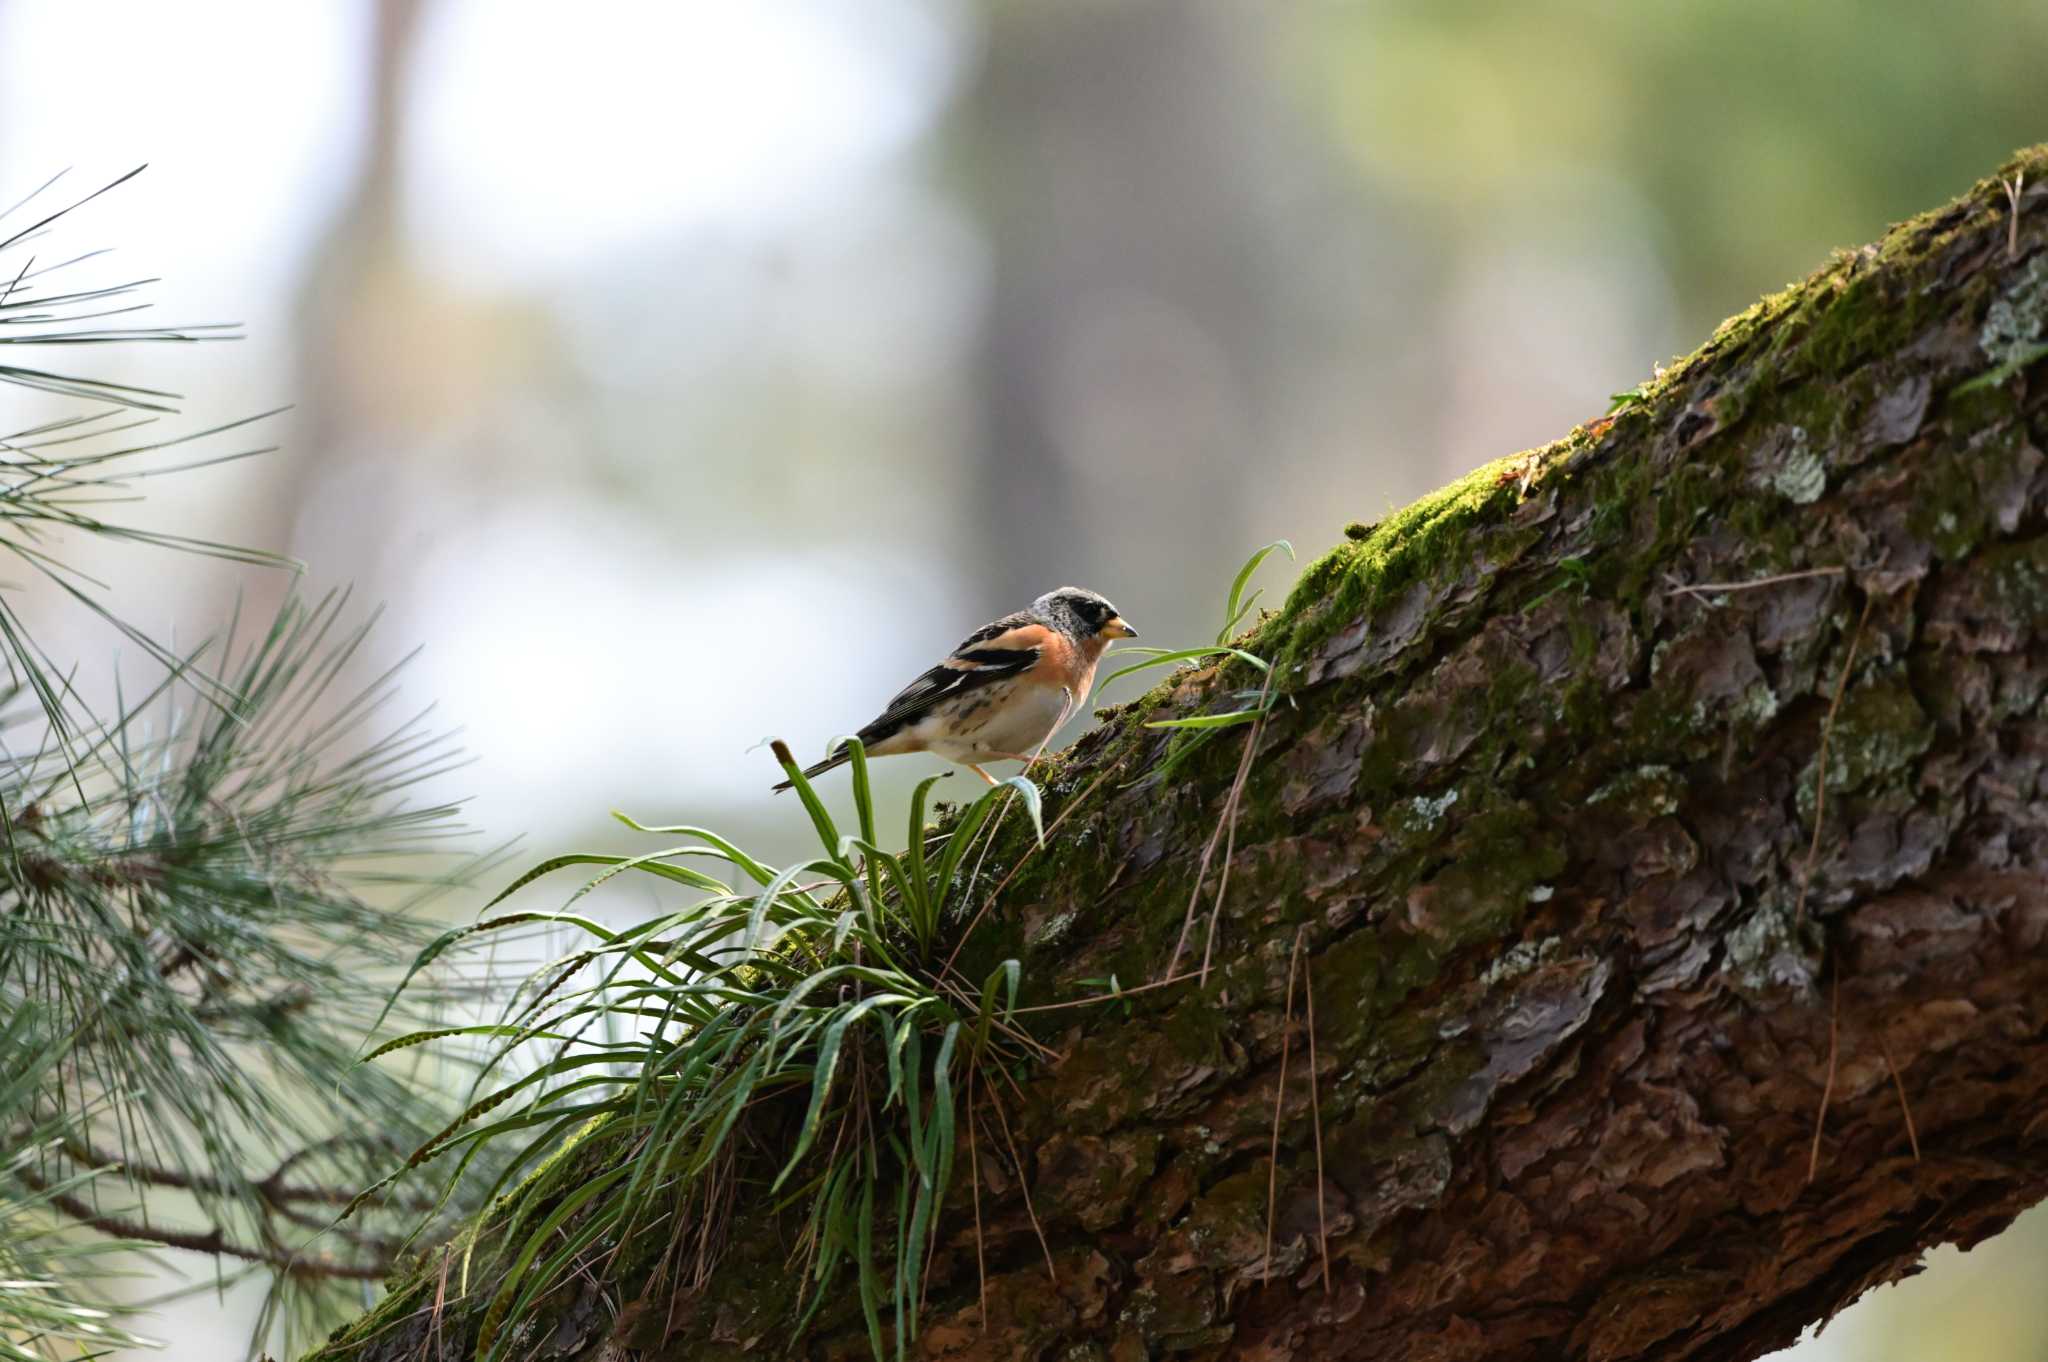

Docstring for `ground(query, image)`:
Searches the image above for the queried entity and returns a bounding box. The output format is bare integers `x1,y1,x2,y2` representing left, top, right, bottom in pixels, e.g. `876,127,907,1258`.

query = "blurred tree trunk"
307,150,2048,1362
956,1,1279,614
293,0,424,415
269,0,426,594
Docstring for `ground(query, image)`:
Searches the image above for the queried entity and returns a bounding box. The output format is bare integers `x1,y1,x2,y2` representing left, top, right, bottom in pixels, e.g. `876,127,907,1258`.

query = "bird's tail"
771,746,848,793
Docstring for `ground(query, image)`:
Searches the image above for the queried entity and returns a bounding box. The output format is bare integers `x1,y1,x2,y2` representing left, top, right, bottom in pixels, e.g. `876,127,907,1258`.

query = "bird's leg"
968,763,1000,786
985,750,1046,783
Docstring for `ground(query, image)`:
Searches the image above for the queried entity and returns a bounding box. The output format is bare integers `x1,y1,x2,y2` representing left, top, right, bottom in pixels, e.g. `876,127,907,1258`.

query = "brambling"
774,586,1137,791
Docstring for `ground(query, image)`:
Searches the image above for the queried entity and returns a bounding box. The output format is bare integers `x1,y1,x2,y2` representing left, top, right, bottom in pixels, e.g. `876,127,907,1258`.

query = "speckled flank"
926,677,1073,762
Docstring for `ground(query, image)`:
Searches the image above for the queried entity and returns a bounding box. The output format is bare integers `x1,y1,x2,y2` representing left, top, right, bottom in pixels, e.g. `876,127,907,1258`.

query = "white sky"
402,0,961,285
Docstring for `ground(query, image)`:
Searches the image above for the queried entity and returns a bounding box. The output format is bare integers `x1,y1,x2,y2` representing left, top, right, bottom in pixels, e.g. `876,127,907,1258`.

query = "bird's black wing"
774,612,1048,791
858,611,1047,742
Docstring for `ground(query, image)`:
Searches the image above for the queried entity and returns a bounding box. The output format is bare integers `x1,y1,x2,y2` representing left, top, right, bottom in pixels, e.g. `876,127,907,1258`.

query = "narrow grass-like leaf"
610,812,779,887
929,1024,961,1218
931,778,1040,915
775,993,914,1189
903,773,949,945
842,735,884,908
996,775,1045,848
370,910,562,1034
482,851,729,911
772,739,848,870
1219,538,1294,642
1957,340,2048,394
359,1023,571,1064
1145,708,1264,730
1099,644,1269,691
855,1166,885,1362
890,1128,915,1360
476,1165,632,1357
973,959,1021,1056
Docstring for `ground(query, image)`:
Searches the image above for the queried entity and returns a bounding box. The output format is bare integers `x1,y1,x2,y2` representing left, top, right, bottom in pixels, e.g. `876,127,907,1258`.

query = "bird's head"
1036,586,1137,642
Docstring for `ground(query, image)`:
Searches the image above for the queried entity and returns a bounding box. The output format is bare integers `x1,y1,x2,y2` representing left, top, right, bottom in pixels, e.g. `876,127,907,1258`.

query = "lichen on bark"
310,146,2048,1362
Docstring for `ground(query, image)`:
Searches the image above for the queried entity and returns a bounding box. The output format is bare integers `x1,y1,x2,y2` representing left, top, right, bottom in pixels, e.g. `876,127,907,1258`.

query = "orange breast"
1026,630,1088,689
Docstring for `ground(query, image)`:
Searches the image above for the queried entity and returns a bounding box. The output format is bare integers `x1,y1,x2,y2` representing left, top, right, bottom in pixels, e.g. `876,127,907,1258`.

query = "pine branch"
0,167,293,779
0,593,488,1340
0,1010,157,1360
0,165,491,1357
15,1167,390,1283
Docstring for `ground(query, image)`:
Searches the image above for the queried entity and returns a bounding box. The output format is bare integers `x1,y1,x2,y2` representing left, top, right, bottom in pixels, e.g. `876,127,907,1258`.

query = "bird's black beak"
1101,616,1138,639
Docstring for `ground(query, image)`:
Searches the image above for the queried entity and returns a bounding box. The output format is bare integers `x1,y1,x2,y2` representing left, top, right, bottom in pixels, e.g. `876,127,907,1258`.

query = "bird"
773,586,1137,792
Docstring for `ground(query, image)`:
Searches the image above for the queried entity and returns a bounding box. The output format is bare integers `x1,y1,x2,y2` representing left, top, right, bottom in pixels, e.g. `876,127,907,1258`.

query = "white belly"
922,681,1072,762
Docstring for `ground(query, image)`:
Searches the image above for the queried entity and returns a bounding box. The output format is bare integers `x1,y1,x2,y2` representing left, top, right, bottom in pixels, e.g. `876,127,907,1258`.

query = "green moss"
1310,926,1437,1060
1262,453,1530,671
1413,805,1565,945
1904,441,2009,561
1345,1004,1443,1093
1786,268,1907,379
1797,675,1933,814
1681,279,1806,378
307,1271,435,1359
1162,154,2040,801
1976,533,2048,624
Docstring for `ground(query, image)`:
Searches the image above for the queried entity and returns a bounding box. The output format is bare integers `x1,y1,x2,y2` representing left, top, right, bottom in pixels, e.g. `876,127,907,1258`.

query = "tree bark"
309,147,2048,1362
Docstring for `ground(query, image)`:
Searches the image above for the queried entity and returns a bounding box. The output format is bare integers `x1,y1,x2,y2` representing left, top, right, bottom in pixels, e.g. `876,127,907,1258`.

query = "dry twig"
967,1066,988,1328
1880,1034,1922,1162
1796,596,1874,924
1303,930,1331,1296
1264,929,1305,1284
20,1172,386,1280
940,756,1123,982
1169,668,1275,983
1669,565,1845,600
1807,966,1841,1184
1006,969,1203,1016
2006,172,2027,263
989,1085,1058,1286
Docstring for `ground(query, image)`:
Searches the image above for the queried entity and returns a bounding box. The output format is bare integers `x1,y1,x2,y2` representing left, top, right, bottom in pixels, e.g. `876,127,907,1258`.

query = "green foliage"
3,591,481,1347
1099,538,1295,730
1092,541,1296,783
0,168,291,762
0,168,481,1358
1218,539,1295,644
363,741,1043,1362
0,1010,154,1362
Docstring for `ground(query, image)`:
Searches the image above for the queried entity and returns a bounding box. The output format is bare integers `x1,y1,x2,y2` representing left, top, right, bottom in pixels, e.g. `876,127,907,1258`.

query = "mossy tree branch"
314,146,2048,1362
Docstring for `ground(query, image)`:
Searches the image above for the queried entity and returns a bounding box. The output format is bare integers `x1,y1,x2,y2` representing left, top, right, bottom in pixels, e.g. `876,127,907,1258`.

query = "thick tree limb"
311,147,2048,1362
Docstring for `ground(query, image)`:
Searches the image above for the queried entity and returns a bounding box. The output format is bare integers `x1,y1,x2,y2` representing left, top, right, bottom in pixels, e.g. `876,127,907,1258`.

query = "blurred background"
0,0,2041,1357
